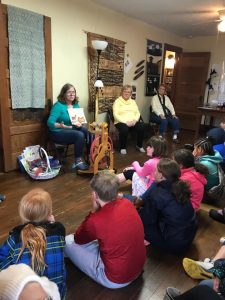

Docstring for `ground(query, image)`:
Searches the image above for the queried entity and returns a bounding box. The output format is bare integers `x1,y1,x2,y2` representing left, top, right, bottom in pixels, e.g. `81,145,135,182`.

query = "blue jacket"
0,222,66,299
196,150,223,190
140,181,196,254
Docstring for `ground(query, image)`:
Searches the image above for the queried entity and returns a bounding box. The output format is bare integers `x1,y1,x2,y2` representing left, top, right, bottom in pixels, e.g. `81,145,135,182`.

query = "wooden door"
0,2,52,171
172,52,210,131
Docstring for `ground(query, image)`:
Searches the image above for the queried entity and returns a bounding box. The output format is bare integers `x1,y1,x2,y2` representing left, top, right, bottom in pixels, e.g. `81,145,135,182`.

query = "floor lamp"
91,40,108,122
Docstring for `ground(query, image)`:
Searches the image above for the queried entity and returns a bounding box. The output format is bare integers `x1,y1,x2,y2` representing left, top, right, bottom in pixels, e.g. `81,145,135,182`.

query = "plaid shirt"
0,221,66,299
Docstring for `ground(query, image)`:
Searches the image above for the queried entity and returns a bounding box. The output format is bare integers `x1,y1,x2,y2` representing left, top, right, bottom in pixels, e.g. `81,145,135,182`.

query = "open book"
68,108,87,125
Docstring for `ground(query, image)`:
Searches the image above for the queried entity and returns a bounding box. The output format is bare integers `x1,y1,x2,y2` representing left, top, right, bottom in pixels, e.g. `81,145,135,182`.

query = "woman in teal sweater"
47,83,88,170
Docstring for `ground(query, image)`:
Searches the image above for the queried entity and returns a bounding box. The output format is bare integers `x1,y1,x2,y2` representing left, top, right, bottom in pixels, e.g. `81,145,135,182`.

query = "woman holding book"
47,83,88,171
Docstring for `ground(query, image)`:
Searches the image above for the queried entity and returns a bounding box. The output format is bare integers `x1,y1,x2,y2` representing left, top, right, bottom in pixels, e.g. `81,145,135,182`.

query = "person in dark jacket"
139,158,197,254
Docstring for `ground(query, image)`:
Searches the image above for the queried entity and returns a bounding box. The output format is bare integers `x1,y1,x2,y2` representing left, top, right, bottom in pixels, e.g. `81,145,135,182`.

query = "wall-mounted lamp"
165,54,175,69
91,40,108,122
218,20,225,32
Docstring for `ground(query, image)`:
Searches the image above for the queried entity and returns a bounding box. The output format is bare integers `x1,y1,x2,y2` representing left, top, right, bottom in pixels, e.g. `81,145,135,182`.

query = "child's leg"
64,234,131,289
117,173,126,182
117,169,135,183
132,172,148,197
199,279,214,289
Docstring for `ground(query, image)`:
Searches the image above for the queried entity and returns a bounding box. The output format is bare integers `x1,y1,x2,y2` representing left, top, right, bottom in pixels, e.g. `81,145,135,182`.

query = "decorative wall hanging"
145,39,163,96
124,54,133,74
133,70,144,81
8,6,45,109
133,60,145,81
87,32,125,113
136,60,145,67
135,65,145,74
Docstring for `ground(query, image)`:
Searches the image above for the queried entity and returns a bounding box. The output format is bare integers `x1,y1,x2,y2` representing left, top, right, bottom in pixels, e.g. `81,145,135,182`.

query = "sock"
173,134,177,140
75,157,82,163
117,173,126,183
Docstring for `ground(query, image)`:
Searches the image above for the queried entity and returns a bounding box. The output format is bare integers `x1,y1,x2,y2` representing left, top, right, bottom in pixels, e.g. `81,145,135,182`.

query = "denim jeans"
150,113,180,135
48,126,87,159
199,279,214,289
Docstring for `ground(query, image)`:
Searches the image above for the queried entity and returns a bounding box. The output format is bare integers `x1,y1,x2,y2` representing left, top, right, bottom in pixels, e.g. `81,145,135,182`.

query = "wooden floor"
0,129,225,300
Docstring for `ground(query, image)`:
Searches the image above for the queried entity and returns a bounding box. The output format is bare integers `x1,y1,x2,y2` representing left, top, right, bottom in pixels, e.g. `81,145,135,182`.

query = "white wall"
2,0,183,122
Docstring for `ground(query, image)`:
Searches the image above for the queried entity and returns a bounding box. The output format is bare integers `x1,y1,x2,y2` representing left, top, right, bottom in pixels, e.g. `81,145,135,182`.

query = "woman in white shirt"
150,84,180,143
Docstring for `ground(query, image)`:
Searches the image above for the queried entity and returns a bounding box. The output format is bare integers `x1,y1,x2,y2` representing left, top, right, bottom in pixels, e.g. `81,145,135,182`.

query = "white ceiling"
92,0,225,37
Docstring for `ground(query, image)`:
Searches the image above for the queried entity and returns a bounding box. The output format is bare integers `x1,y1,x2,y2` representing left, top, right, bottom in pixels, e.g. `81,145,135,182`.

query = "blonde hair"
17,188,52,274
121,84,132,95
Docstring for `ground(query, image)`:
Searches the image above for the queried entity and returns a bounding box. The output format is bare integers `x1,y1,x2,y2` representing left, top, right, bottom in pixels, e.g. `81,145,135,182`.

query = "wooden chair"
149,106,160,135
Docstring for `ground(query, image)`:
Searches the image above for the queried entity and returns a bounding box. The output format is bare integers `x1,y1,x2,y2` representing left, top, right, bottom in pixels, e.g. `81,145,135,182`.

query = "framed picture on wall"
145,39,163,96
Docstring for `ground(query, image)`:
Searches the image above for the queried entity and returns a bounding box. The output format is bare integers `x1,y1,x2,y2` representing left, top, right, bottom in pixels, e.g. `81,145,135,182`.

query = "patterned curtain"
8,5,45,109
87,32,125,113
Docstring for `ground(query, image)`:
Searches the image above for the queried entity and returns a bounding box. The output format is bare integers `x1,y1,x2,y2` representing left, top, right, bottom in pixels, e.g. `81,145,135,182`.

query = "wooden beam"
0,4,12,171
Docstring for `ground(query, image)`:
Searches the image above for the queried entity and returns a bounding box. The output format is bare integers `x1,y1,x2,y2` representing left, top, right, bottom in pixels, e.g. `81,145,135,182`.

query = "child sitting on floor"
117,136,168,196
193,137,223,190
173,149,208,211
207,119,225,172
139,158,196,254
0,188,66,299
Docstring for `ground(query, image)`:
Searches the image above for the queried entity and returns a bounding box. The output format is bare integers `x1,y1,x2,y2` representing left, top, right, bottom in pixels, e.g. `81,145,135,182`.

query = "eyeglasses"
66,91,76,95
123,90,131,94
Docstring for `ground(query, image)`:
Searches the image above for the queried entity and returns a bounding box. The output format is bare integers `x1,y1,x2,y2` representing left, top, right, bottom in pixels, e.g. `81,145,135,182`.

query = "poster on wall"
145,39,163,96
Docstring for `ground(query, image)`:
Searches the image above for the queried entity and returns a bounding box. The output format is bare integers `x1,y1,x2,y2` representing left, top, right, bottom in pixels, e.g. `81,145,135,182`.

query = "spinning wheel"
90,135,113,163
77,122,114,174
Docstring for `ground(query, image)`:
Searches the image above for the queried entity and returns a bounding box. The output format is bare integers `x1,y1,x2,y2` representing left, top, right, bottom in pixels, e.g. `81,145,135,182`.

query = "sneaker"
164,287,181,300
209,209,225,224
172,138,180,144
183,258,214,280
120,149,127,155
196,258,214,270
72,159,89,171
220,237,225,244
0,194,6,202
136,146,146,153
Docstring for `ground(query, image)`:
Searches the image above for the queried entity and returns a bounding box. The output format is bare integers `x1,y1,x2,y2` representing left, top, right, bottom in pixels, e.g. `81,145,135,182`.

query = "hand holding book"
68,108,87,126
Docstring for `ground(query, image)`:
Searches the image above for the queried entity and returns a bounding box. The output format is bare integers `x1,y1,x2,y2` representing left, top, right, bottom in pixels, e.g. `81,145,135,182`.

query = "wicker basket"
26,147,60,180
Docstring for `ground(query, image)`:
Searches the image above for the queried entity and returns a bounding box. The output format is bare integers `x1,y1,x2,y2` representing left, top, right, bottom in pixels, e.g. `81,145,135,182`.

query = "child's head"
146,136,168,158
19,188,52,223
220,119,225,130
155,158,181,183
156,158,191,204
193,137,214,157
18,189,52,274
90,171,119,202
173,149,194,168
